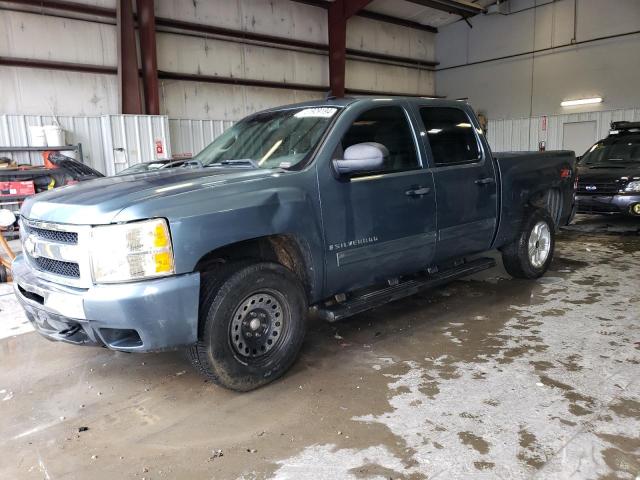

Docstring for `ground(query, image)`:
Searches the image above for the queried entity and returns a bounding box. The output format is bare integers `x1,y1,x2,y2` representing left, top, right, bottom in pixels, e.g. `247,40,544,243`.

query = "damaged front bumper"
12,254,200,352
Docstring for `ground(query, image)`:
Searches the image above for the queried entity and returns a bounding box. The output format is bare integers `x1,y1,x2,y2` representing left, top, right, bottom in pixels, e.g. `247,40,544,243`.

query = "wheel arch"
193,234,317,301
527,188,563,228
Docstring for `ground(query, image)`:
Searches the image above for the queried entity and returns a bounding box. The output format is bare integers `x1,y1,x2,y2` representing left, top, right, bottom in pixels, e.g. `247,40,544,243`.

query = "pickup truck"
13,98,576,391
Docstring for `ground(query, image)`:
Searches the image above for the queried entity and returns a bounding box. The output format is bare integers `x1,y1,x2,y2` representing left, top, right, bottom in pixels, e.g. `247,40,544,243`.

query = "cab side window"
420,107,482,166
339,106,420,174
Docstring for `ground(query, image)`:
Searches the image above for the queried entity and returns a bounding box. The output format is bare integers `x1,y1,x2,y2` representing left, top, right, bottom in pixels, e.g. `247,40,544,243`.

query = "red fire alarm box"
0,181,36,197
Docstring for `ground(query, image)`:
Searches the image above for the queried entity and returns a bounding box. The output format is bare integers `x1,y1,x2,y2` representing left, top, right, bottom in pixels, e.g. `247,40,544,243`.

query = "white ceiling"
364,0,496,28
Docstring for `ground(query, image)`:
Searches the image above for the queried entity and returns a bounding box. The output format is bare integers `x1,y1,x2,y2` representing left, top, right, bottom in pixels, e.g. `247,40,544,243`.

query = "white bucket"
28,126,47,147
43,124,65,147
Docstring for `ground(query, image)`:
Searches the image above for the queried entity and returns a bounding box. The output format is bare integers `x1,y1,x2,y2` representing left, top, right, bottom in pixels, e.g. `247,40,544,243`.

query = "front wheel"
187,262,307,391
501,209,555,279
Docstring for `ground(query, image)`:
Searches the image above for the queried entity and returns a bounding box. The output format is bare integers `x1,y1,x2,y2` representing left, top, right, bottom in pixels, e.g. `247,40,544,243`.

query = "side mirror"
333,142,388,176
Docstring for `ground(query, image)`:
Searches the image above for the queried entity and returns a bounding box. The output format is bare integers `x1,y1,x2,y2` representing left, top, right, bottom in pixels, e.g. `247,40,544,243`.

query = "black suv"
576,121,640,216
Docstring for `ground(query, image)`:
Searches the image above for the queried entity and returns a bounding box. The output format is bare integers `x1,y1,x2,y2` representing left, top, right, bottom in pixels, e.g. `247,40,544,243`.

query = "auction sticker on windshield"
294,108,337,118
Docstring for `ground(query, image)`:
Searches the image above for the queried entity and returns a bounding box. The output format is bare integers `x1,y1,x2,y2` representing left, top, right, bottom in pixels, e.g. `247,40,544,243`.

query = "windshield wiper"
206,159,259,169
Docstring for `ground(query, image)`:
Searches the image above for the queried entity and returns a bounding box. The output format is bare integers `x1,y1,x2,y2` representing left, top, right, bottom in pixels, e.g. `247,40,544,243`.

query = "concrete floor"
0,215,638,480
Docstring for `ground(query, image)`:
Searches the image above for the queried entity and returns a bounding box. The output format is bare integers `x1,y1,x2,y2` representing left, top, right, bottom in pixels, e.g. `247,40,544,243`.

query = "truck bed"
492,150,576,248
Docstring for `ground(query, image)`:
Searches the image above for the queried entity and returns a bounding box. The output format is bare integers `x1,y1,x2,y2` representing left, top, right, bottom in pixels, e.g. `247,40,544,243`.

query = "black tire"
501,209,555,279
187,261,307,391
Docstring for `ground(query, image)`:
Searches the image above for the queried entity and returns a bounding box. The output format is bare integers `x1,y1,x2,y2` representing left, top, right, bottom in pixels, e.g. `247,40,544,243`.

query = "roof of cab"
259,96,468,114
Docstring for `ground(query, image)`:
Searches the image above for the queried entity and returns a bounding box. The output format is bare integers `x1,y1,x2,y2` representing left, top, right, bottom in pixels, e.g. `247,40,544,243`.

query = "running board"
314,257,496,323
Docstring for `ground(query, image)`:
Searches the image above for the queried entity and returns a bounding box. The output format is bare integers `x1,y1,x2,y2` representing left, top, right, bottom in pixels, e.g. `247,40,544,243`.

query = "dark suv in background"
576,121,640,216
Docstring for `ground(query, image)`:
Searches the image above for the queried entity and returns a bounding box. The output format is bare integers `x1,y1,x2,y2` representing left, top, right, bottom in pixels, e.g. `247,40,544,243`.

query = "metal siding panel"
0,114,106,169
487,107,640,153
168,118,233,158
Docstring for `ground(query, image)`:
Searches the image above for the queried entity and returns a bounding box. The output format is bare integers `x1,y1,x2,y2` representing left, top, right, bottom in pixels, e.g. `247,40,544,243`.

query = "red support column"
117,0,142,114
327,0,373,98
137,0,160,115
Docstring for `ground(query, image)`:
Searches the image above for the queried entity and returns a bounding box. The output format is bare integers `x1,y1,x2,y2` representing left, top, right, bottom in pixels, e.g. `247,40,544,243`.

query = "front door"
318,103,437,294
417,105,498,262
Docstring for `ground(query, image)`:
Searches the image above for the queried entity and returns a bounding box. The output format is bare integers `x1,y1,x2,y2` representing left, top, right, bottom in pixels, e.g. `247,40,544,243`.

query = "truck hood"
21,167,277,225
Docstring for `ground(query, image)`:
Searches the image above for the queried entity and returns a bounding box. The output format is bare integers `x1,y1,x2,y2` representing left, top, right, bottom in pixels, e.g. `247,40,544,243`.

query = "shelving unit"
0,144,84,161
0,144,84,238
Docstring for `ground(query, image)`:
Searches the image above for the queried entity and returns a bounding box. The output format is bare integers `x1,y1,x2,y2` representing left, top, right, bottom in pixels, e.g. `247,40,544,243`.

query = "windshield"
193,107,338,169
580,136,640,166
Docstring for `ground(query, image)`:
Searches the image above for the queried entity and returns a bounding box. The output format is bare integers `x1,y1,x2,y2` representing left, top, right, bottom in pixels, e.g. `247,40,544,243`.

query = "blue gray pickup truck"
13,98,576,390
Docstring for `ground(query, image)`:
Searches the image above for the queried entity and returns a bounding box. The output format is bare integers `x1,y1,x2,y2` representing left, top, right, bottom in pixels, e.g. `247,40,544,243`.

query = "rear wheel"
187,261,307,391
501,209,555,279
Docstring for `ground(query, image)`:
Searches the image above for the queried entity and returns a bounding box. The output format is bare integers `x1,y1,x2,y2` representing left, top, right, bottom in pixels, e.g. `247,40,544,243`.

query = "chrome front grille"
20,218,91,287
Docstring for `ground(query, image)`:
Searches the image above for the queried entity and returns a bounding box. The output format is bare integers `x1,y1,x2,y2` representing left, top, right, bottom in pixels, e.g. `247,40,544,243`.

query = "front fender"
114,170,325,301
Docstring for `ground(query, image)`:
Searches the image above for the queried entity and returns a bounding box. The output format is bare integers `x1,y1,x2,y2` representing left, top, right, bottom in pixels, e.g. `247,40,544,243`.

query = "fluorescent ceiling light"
561,97,603,107
427,128,442,134
456,123,472,128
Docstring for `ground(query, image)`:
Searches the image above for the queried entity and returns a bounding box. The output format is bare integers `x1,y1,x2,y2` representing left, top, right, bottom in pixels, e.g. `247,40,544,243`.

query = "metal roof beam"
291,0,438,33
405,0,486,17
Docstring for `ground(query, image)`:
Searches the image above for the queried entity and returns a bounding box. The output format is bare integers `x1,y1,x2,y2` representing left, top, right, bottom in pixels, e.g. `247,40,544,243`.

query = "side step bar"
313,257,496,323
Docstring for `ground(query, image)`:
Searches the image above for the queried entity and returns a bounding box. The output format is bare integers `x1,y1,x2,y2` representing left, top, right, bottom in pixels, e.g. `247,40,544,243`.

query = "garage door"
562,121,597,158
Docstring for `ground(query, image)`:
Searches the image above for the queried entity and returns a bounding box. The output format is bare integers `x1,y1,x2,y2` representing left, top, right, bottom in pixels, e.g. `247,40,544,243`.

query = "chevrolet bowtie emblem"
23,235,38,258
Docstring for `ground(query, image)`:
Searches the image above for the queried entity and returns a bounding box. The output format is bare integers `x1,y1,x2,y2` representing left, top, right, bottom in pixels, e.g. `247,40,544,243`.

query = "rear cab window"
419,107,483,167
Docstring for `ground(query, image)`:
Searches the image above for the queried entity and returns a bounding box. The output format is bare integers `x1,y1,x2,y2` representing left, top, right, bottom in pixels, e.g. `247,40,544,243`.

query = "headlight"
90,218,175,283
624,180,640,193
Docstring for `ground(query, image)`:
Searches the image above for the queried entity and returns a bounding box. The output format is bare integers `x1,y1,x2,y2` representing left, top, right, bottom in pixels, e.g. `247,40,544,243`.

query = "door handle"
475,177,495,185
405,187,431,197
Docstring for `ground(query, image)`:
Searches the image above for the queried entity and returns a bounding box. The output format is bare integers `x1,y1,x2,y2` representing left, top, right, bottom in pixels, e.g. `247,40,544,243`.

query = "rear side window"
420,107,481,166
339,106,420,173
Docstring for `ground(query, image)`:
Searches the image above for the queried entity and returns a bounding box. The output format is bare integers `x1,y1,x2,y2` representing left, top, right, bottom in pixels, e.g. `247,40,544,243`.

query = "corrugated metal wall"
168,118,234,159
487,108,640,153
0,114,104,169
100,115,172,175
0,114,171,175
6,108,640,173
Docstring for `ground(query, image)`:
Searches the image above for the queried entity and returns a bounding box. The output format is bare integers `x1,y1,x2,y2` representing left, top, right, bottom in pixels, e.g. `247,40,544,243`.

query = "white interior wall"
1,0,436,120
435,0,640,120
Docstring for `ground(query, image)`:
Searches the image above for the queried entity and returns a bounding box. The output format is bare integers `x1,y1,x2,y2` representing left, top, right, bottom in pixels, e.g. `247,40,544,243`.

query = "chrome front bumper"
13,254,201,352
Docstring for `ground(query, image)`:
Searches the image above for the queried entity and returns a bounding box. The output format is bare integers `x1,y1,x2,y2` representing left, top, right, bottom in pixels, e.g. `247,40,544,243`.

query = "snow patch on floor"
270,239,640,479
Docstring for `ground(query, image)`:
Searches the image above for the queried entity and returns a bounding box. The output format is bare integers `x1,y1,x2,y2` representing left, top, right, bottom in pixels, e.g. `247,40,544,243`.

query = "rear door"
318,102,437,293
416,105,498,262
